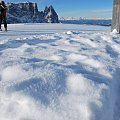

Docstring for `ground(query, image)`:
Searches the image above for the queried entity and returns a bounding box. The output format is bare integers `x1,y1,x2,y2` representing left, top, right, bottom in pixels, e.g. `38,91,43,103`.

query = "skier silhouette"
0,1,7,31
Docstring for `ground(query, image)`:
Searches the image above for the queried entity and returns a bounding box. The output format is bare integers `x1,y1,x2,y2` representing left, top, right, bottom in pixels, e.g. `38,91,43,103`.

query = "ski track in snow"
0,24,120,120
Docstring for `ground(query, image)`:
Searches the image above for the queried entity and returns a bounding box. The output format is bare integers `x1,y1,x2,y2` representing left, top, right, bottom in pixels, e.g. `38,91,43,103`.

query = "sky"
6,0,113,18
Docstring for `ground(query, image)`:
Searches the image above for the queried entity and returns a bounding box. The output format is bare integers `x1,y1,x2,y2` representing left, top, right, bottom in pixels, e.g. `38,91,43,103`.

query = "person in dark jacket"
0,1,7,31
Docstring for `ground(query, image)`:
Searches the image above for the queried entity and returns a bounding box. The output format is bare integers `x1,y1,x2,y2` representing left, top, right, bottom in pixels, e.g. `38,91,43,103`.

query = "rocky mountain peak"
6,2,59,23
44,5,59,23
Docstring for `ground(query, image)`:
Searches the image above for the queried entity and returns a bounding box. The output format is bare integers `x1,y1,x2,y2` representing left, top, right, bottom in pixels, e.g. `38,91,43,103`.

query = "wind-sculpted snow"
0,24,120,120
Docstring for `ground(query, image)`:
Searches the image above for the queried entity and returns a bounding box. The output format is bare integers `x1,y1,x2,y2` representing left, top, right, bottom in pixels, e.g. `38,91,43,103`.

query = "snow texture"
0,23,120,120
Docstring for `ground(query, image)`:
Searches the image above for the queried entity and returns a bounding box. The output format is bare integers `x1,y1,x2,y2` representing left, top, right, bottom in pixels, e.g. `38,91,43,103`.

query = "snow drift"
0,23,120,120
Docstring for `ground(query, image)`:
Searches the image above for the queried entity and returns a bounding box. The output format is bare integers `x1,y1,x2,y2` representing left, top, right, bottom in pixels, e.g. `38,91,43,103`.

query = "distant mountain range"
60,17,112,21
6,2,59,23
60,18,112,26
5,2,111,26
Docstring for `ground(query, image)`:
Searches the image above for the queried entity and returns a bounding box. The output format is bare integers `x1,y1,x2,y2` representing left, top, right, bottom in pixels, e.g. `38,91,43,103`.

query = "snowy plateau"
0,23,120,120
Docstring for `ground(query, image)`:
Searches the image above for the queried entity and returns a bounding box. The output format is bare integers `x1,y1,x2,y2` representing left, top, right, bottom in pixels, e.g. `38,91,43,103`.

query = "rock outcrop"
6,2,59,23
44,5,59,23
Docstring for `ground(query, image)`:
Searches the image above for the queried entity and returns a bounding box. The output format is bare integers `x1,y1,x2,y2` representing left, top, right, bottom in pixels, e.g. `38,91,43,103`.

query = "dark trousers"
0,15,7,29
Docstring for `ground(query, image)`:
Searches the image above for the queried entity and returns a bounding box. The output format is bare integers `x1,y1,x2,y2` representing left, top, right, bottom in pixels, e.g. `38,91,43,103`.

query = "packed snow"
0,23,120,120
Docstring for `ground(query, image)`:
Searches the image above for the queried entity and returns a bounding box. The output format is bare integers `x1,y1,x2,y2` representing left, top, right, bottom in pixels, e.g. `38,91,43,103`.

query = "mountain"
60,18,112,26
44,5,59,23
60,17,82,20
6,2,59,23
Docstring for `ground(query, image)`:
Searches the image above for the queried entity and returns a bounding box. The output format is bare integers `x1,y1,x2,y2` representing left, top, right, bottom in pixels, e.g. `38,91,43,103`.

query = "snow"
0,23,120,120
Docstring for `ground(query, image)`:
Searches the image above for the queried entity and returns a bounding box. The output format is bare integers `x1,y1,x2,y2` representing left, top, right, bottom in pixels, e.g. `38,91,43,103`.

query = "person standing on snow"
0,1,7,31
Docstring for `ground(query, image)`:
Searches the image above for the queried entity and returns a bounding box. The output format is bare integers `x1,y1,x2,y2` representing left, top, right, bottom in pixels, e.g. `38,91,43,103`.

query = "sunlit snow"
0,23,120,120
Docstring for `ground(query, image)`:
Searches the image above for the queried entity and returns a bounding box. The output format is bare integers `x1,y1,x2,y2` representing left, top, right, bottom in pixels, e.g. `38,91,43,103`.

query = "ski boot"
5,28,7,31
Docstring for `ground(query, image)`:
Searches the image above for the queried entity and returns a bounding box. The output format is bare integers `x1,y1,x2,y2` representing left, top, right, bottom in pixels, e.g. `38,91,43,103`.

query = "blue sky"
6,0,113,18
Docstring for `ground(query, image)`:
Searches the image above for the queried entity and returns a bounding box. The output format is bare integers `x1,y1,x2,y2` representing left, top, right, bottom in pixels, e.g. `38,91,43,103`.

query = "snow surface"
0,23,120,120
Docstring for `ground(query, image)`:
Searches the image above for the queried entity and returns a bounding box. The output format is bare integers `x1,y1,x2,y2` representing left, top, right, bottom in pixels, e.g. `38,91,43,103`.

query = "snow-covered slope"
0,23,120,120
